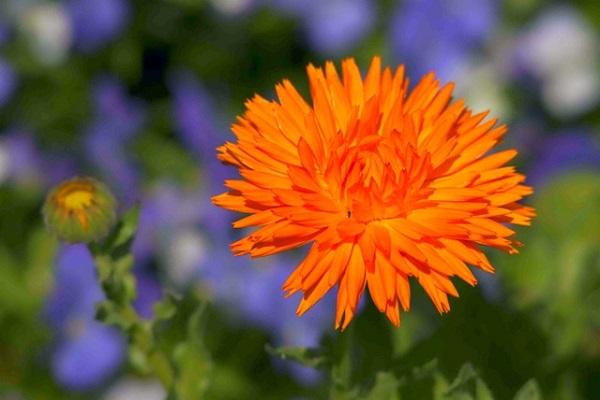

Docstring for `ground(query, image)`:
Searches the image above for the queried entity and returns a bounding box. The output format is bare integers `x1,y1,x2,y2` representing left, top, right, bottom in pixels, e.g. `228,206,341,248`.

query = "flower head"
44,176,117,243
213,56,534,329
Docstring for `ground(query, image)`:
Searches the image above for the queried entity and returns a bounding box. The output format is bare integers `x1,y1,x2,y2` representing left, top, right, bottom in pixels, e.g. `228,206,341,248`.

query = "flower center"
55,181,95,212
63,189,93,210
342,136,419,223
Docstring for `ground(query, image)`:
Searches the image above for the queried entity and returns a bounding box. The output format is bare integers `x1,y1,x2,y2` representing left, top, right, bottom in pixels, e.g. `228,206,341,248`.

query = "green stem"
89,245,175,389
330,324,355,399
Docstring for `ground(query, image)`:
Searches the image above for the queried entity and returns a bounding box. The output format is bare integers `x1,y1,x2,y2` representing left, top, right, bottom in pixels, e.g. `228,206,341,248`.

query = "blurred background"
0,0,599,399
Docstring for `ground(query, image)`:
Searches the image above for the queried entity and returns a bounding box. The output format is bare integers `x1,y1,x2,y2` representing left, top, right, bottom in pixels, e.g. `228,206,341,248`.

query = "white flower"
21,2,72,65
163,229,208,286
517,6,600,117
210,0,254,16
543,66,600,118
103,378,166,400
0,140,9,185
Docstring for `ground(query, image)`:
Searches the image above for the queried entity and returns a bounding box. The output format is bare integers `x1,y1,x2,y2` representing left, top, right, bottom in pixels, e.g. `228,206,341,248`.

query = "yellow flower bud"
43,177,117,243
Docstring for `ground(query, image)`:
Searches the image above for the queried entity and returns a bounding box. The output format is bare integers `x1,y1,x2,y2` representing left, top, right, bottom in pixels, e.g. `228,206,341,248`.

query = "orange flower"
213,56,534,330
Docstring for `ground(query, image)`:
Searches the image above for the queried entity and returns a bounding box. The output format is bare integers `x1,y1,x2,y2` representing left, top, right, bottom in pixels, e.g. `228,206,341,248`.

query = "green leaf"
513,380,542,400
171,304,212,399
90,207,140,308
536,172,600,241
366,372,400,400
330,329,355,399
406,362,497,400
153,293,179,322
24,228,58,300
92,206,140,257
501,171,600,361
0,228,57,315
442,364,497,400
265,345,328,369
410,359,440,381
95,300,138,330
446,364,478,394
475,379,495,400
432,372,450,400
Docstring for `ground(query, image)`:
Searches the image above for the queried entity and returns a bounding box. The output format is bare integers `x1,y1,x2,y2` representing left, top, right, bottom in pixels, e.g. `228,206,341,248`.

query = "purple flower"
301,0,375,55
52,323,124,391
168,71,234,192
92,76,145,140
235,257,332,384
46,245,125,391
0,132,42,187
168,71,237,233
132,182,210,263
0,130,76,189
0,57,17,107
83,77,145,208
390,0,498,81
84,127,140,208
67,0,130,53
169,72,221,162
271,0,375,55
527,131,600,188
0,19,10,46
133,271,163,320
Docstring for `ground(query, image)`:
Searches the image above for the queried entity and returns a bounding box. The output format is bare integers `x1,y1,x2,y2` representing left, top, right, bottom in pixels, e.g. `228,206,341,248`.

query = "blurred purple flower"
42,151,79,187
170,72,221,162
0,131,76,188
168,71,236,233
130,181,331,344
83,76,145,208
0,132,41,186
53,324,124,391
233,257,332,341
268,0,299,15
272,0,375,55
0,57,17,107
528,131,600,188
92,76,145,140
84,128,140,207
46,245,125,391
0,20,9,46
126,179,330,385
67,0,130,53
133,271,163,320
302,0,375,55
169,71,233,190
390,0,497,81
235,257,332,384
132,182,209,264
